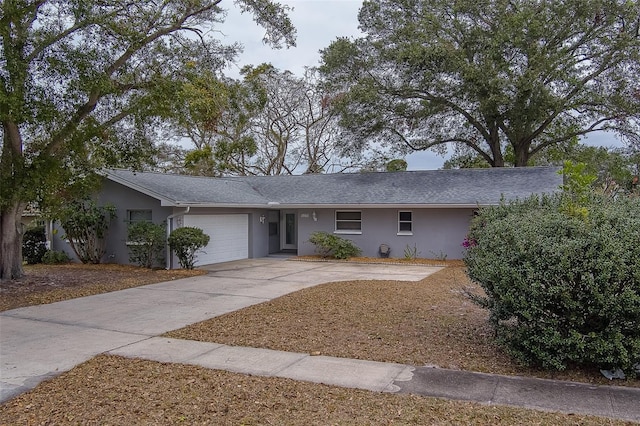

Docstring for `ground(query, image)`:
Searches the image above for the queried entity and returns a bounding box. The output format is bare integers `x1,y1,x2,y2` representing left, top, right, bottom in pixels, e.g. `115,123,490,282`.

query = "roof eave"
105,171,178,206
173,202,275,209
166,202,492,209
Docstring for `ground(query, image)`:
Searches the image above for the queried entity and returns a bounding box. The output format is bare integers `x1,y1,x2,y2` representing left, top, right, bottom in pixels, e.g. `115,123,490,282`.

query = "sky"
216,0,625,170
220,0,364,77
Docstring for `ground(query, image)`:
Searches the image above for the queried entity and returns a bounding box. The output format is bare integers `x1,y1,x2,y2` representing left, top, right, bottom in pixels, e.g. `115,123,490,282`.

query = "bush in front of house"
127,221,166,268
168,226,210,269
463,193,640,375
58,200,116,264
308,231,361,259
22,227,47,264
42,250,71,264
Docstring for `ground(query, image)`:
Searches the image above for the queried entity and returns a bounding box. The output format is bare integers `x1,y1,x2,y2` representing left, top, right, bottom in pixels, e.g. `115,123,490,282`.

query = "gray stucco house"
53,167,562,268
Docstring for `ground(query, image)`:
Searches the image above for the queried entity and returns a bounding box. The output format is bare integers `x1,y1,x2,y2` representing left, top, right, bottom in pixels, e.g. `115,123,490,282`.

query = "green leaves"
58,200,116,264
308,232,361,260
320,0,640,167
168,226,210,269
558,160,598,219
464,194,640,374
127,221,166,268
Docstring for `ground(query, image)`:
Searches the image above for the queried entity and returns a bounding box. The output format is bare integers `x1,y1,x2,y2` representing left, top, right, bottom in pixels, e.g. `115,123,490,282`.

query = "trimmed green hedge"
127,221,166,268
168,227,210,269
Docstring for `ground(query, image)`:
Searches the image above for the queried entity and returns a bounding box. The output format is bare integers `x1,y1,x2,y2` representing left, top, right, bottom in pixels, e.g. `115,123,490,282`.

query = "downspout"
165,206,190,269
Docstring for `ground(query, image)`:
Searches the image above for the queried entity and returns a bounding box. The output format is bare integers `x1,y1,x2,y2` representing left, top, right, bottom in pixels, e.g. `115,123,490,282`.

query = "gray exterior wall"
297,208,475,260
101,180,173,265
52,184,271,266
52,179,475,266
52,179,173,264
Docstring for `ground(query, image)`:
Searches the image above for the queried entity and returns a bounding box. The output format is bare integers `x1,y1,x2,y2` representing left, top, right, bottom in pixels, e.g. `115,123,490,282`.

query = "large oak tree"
320,0,640,168
0,0,294,279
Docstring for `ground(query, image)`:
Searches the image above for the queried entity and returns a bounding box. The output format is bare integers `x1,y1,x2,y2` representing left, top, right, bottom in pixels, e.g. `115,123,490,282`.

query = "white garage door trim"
182,214,249,265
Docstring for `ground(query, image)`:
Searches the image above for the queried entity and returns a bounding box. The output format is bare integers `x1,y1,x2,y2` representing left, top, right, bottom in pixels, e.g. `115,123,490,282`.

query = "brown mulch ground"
0,354,630,426
167,265,640,387
0,263,206,312
0,259,637,424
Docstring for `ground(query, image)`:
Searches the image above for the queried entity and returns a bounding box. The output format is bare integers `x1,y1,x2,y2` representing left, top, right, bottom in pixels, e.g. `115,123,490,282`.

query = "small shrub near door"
127,221,166,268
308,231,361,259
168,227,210,269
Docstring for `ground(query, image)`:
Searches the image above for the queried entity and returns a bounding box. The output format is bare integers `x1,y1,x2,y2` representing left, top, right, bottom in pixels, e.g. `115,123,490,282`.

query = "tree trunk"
0,200,26,280
513,144,530,167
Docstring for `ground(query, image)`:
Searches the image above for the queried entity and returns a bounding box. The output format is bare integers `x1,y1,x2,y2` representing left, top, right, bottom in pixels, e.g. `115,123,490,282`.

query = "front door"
281,211,297,251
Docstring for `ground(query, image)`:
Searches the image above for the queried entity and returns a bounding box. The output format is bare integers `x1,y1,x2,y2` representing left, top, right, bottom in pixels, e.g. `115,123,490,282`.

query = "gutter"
165,206,190,270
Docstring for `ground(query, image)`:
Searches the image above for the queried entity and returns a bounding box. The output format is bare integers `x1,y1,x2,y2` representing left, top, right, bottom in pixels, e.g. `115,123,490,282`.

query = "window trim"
334,210,362,235
397,210,413,235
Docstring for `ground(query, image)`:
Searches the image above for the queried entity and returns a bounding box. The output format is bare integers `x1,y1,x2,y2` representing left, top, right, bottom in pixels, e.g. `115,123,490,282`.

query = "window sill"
334,230,362,235
397,232,413,236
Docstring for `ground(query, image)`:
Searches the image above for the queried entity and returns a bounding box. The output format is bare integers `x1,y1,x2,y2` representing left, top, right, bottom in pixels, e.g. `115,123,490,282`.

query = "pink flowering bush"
461,236,476,248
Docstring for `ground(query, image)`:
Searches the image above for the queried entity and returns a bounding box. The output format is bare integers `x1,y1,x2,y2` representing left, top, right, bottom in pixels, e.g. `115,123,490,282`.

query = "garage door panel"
183,214,248,265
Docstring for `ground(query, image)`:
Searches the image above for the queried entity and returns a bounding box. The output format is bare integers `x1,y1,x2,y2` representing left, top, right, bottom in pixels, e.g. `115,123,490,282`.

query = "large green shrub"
22,227,47,264
58,200,116,264
464,194,640,374
127,221,166,268
168,227,210,269
308,231,361,259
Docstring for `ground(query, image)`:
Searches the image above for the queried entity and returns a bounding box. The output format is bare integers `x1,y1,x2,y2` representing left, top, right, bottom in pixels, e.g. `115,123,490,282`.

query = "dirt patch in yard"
0,354,630,425
0,263,206,312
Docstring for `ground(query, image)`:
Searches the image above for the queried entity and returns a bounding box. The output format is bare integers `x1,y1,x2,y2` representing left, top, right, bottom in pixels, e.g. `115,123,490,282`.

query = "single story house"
53,166,562,268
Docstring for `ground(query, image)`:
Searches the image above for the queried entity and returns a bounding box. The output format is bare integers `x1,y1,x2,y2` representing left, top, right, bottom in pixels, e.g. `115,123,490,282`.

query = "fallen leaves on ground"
1,259,638,424
167,266,640,387
0,355,629,425
0,263,206,312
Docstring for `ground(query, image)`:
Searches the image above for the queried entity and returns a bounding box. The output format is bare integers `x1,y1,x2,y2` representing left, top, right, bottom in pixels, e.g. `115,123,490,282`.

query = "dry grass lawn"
0,259,638,424
0,263,206,312
167,265,640,387
0,355,631,425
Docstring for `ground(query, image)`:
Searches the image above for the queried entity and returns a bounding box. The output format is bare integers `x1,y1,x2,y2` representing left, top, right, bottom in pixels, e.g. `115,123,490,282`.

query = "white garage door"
182,214,249,265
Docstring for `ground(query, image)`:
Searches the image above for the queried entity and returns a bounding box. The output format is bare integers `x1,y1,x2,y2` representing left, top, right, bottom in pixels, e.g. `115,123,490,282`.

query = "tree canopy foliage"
320,0,640,168
165,64,366,176
0,0,295,279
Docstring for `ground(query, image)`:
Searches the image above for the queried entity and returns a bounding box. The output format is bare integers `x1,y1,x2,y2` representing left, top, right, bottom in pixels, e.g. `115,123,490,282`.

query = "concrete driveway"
0,258,440,403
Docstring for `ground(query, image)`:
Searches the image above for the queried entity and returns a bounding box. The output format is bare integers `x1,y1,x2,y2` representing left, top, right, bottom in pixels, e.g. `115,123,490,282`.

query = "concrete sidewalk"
110,337,640,422
1,258,639,422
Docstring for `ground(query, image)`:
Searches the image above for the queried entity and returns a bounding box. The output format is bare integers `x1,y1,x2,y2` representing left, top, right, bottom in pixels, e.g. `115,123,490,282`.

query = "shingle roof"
105,167,563,207
105,170,269,205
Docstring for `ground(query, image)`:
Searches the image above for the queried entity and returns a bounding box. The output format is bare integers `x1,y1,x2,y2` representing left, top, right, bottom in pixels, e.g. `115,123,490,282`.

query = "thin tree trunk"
0,200,26,280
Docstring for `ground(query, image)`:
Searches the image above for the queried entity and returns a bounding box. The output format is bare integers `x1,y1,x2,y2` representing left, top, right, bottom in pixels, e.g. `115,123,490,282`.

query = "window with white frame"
398,211,413,235
127,209,152,223
335,210,362,233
